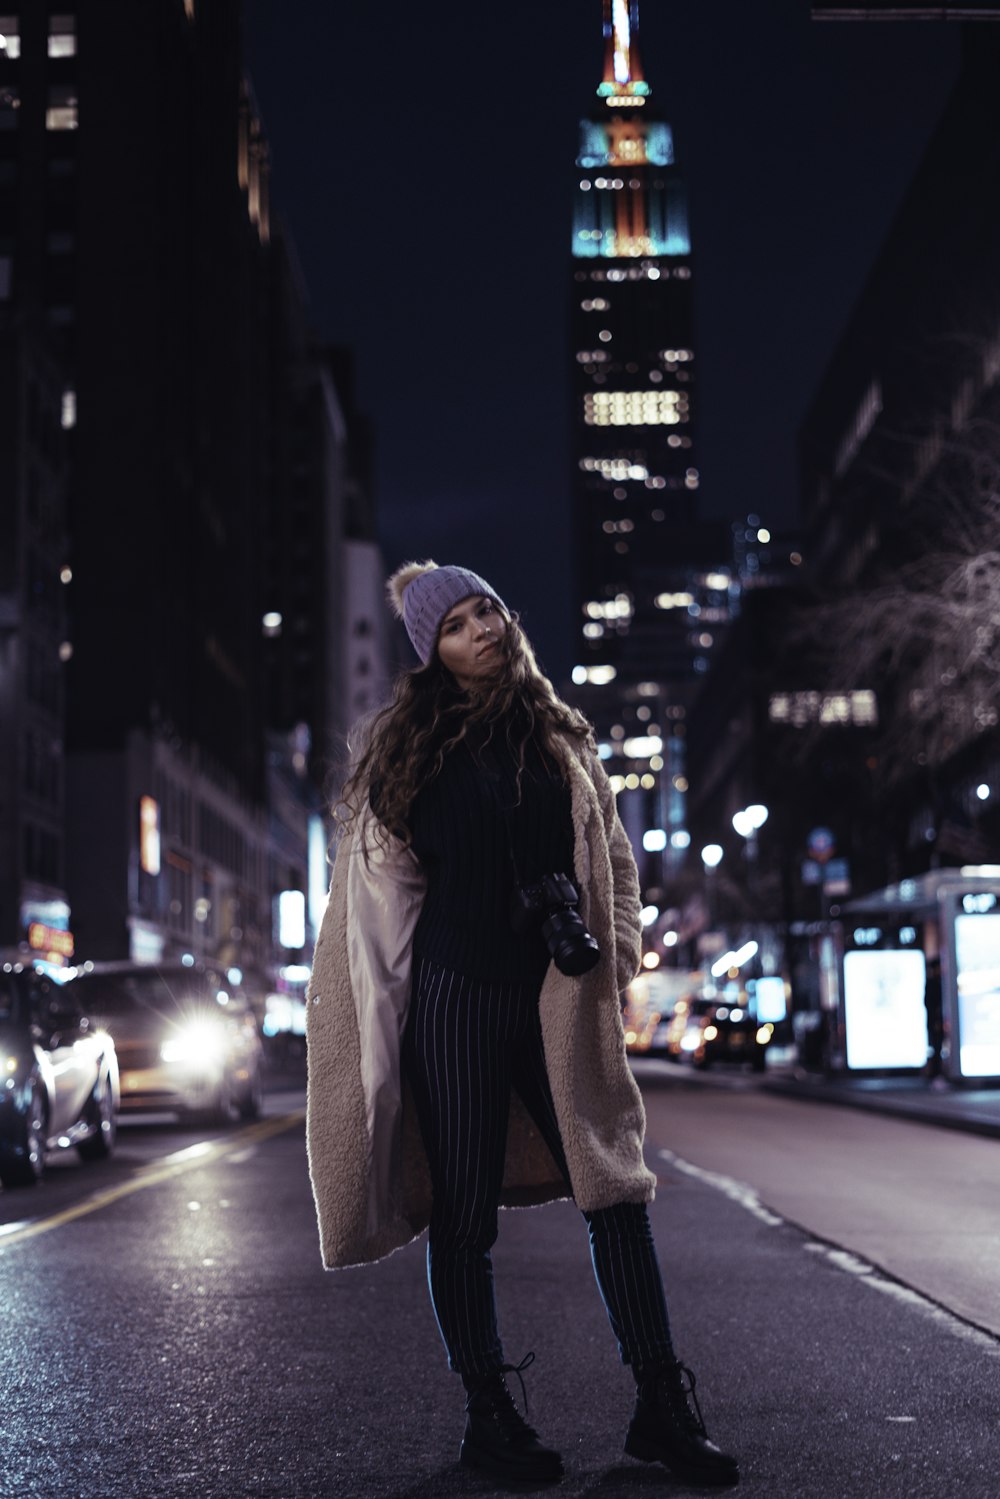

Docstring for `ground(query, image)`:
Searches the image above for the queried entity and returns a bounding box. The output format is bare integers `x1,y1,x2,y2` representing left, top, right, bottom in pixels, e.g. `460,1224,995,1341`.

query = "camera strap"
467,737,524,888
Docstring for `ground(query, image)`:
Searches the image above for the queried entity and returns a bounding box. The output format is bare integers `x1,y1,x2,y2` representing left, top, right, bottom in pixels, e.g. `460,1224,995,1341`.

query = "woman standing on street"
305,560,739,1488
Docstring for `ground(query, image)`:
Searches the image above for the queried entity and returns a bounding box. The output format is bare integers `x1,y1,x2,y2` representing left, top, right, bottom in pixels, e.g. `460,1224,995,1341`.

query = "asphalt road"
0,1070,997,1499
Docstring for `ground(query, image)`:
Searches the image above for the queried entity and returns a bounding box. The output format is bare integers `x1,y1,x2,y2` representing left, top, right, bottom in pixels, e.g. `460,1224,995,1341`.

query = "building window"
0,87,18,129
46,87,78,132
61,389,76,429
583,389,689,427
48,16,77,57
769,690,878,729
0,17,19,58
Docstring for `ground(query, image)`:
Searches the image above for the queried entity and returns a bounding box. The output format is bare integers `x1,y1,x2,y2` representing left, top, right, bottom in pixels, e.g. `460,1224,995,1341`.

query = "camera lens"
542,910,601,977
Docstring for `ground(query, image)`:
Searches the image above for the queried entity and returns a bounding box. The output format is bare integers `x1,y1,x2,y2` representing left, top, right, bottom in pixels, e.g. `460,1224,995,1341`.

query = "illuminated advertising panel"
139,795,161,876
843,949,927,1070
954,909,1000,1078
754,976,787,1024
277,890,306,950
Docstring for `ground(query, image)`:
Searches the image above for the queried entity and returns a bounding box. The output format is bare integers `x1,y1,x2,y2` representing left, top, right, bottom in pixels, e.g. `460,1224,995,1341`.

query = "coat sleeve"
587,751,642,991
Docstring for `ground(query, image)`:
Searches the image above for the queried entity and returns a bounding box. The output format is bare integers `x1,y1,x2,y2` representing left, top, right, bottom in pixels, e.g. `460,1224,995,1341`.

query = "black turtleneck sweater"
403,729,576,981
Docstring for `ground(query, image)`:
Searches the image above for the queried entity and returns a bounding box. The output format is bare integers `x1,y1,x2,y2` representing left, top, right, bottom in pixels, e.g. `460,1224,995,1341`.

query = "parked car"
663,996,772,1071
0,964,119,1189
67,963,263,1125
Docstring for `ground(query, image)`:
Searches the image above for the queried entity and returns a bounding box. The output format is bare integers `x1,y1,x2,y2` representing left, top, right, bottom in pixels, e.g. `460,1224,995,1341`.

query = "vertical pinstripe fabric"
402,955,674,1382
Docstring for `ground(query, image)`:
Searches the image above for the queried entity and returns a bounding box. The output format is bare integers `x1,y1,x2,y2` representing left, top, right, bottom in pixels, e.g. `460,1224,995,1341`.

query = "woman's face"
436,595,508,691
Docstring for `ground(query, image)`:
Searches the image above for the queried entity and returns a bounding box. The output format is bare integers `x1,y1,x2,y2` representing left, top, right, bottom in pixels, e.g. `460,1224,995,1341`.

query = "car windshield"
73,969,232,1019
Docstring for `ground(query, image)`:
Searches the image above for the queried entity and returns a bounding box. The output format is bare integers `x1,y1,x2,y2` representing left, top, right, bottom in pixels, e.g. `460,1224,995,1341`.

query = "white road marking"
659,1147,783,1226
658,1146,1000,1355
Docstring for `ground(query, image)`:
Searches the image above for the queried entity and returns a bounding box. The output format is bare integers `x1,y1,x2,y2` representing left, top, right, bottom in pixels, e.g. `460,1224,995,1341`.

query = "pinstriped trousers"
402,954,675,1384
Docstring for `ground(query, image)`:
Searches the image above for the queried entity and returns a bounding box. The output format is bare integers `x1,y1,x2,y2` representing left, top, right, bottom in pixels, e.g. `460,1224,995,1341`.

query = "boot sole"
624,1429,739,1487
460,1436,564,1485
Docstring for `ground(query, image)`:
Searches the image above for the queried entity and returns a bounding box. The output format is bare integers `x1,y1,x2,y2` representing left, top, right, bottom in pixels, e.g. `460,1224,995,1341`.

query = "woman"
306,560,738,1488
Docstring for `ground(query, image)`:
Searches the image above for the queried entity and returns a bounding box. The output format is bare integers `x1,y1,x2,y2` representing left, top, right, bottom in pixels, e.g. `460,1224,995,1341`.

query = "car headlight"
703,1025,719,1041
756,1023,774,1044
161,1020,228,1066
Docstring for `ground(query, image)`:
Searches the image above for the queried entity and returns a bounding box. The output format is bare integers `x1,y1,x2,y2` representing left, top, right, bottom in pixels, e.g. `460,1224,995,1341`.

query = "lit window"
0,18,19,58
768,690,878,729
584,390,689,427
48,16,77,56
61,389,76,429
571,665,617,686
46,86,78,131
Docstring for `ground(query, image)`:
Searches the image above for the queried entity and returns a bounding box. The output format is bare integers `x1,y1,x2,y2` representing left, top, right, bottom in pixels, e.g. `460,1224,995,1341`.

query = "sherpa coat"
305,732,657,1270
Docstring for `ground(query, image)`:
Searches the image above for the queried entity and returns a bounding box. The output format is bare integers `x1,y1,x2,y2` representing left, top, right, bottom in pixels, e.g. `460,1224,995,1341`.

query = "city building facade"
0,2,386,993
568,0,730,892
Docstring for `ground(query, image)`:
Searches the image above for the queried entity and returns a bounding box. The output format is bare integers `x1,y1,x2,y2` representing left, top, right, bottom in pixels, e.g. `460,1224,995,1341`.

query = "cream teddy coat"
305,733,656,1270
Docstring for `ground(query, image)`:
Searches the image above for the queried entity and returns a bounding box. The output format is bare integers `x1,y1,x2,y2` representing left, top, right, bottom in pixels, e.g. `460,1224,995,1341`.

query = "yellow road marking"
0,1110,305,1250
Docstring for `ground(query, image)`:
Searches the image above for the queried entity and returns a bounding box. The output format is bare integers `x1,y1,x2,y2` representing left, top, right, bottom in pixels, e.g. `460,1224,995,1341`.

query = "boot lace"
467,1352,539,1440
649,1360,707,1438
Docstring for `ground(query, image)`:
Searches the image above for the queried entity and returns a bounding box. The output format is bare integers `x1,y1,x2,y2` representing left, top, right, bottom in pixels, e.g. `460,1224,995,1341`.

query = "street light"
733,804,769,933
732,805,768,839
701,844,723,933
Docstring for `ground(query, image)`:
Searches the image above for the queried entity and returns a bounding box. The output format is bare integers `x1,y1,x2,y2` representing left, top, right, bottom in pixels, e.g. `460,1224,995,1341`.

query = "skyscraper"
570,1,727,884
571,0,709,683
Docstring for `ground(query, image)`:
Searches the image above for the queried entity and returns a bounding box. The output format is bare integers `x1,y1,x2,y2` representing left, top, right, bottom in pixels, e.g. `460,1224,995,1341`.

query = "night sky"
243,0,959,680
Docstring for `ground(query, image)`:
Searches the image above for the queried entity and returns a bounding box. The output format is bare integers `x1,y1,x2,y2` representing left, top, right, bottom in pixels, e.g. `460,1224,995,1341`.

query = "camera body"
510,872,600,977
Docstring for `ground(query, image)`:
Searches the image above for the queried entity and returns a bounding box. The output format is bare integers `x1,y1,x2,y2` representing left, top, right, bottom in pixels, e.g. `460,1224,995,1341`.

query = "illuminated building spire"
599,0,649,107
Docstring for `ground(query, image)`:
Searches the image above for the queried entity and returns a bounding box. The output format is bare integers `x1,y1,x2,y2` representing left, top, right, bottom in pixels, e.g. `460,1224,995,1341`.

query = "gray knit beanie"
386,560,508,664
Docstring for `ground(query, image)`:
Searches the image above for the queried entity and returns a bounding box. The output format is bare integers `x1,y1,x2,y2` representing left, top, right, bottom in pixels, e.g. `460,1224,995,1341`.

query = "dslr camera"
510,872,600,977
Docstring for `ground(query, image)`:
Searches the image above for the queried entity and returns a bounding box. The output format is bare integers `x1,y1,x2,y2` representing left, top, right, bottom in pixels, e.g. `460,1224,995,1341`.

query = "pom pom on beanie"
386,559,507,663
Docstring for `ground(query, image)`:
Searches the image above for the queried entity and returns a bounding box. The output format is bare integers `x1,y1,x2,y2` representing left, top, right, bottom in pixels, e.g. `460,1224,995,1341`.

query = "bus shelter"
838,866,1000,1084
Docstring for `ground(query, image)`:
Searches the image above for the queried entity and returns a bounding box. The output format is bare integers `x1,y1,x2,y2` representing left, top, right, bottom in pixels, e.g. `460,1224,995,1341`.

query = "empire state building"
571,1,720,692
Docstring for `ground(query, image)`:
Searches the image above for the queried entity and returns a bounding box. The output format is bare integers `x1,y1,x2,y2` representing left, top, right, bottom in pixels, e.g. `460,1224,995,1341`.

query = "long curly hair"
337,614,594,848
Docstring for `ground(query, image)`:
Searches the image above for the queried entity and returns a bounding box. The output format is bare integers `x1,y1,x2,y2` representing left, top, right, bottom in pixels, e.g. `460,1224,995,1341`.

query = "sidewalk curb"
762,1076,1000,1142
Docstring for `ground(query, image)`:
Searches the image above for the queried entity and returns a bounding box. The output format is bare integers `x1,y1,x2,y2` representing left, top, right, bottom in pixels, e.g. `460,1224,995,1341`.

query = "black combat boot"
460,1353,564,1484
625,1359,739,1487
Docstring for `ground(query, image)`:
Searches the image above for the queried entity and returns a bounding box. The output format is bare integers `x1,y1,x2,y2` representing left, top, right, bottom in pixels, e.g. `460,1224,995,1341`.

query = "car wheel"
77,1070,117,1161
237,1067,263,1122
0,1078,48,1189
751,1051,766,1073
